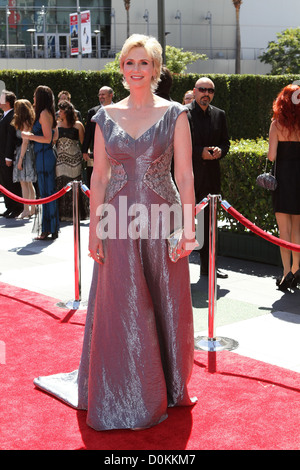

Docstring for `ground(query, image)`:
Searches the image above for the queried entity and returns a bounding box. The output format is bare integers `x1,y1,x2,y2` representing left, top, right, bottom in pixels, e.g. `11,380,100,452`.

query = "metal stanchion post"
73,180,81,304
195,194,238,352
57,181,87,310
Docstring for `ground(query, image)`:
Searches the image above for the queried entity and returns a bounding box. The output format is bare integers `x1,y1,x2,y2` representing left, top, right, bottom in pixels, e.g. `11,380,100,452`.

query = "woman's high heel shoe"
278,271,294,291
17,211,30,219
291,269,300,288
34,232,58,241
34,232,50,241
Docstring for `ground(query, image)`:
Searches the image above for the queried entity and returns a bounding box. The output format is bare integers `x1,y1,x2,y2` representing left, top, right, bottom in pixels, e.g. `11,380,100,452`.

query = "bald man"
187,77,230,278
82,86,114,187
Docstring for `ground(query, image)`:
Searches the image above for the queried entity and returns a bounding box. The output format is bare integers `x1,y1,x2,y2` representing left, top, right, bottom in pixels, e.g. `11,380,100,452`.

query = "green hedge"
0,69,299,140
219,139,278,235
0,69,127,127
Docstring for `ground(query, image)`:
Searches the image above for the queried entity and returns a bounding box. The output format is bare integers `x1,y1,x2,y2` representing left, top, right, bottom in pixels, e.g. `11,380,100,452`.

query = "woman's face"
58,108,66,120
122,47,155,90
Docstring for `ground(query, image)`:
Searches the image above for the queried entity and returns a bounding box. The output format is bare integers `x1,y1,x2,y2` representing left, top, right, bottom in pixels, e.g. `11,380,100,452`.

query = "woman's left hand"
21,131,32,140
88,238,105,265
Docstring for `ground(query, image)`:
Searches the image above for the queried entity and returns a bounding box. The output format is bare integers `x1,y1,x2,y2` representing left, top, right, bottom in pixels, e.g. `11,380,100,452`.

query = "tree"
232,0,242,74
103,46,207,75
164,46,207,74
259,27,300,74
123,0,130,39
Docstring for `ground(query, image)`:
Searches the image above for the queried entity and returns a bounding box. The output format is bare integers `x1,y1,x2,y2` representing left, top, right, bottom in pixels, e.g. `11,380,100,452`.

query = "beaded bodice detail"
104,155,128,204
143,142,180,205
92,103,187,206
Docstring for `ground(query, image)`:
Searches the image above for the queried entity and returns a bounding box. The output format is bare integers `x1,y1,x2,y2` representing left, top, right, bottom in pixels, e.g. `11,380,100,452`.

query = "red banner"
8,0,21,29
70,13,79,55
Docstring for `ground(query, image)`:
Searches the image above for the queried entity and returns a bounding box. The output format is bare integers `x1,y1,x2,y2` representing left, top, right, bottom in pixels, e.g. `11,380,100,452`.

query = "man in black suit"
82,86,114,188
0,90,23,218
187,77,230,278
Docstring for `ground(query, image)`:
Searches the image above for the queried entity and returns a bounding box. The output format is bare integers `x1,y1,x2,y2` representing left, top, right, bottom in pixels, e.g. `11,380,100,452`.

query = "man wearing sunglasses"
187,77,230,278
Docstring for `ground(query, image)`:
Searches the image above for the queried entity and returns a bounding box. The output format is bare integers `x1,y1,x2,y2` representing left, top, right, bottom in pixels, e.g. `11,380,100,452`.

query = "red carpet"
0,281,299,450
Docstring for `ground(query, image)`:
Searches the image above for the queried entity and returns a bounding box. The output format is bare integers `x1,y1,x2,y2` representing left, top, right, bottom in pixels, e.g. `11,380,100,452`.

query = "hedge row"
220,139,277,235
0,69,299,139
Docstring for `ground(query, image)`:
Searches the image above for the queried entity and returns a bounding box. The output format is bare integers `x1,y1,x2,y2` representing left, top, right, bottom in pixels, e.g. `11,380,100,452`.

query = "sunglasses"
195,87,215,94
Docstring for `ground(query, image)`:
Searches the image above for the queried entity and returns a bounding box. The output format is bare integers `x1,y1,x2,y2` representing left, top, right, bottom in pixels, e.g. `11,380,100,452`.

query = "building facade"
0,1,111,58
0,0,299,74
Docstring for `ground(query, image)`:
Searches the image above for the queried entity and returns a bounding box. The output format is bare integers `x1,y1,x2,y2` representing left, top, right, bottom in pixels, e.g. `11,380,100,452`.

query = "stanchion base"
194,336,239,352
56,300,88,310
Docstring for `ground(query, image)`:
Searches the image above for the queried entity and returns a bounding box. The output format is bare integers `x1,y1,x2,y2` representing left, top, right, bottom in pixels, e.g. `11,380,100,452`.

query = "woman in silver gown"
34,34,197,431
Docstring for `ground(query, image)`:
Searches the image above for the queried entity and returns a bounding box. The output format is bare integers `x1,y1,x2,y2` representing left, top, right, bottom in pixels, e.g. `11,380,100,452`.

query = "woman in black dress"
268,84,300,290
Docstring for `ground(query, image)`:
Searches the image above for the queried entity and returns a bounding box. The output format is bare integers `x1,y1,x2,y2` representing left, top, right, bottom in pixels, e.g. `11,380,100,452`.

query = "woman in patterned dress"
55,99,88,221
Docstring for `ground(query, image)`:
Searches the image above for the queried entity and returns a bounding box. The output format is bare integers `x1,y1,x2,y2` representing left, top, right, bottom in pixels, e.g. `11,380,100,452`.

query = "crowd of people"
0,41,299,287
0,84,114,240
0,33,298,434
0,47,299,285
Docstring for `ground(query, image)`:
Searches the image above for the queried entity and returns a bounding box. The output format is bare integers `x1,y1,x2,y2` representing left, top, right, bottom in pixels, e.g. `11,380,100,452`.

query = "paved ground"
1,196,299,373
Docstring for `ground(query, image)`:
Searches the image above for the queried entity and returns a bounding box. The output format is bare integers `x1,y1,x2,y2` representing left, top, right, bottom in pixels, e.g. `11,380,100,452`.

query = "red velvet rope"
5,181,296,252
80,183,90,198
221,200,300,252
0,183,71,205
195,197,209,215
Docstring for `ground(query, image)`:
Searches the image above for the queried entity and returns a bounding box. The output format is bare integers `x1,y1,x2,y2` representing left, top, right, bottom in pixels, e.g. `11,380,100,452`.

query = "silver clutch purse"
167,228,199,263
167,228,184,263
256,158,277,191
256,172,277,191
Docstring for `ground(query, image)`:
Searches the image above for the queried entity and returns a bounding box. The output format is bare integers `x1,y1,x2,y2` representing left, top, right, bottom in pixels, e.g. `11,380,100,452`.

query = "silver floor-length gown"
34,102,196,431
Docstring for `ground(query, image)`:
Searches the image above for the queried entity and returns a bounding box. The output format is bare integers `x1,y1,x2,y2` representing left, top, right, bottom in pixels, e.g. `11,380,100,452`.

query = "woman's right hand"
88,237,105,264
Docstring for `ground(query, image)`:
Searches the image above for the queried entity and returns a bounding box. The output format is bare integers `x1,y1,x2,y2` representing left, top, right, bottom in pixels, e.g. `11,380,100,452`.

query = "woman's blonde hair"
119,34,163,92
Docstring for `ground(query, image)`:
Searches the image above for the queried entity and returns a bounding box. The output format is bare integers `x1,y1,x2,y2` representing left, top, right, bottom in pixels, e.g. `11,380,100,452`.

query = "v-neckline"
103,105,172,142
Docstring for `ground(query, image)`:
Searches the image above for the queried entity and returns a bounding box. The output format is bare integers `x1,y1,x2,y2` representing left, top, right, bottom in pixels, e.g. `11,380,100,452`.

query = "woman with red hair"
268,84,300,290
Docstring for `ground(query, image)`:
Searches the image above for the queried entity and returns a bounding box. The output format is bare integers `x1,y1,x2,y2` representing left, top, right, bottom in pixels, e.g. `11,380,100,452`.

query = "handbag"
167,228,199,263
52,143,58,159
256,158,277,191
